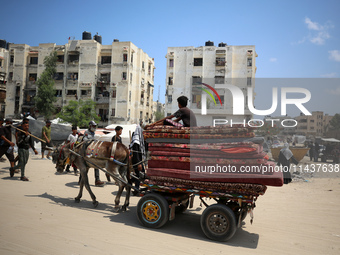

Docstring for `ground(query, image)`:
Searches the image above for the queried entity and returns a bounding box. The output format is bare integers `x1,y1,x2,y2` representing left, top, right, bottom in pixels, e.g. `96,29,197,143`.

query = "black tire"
200,204,237,242
175,199,189,214
137,193,169,229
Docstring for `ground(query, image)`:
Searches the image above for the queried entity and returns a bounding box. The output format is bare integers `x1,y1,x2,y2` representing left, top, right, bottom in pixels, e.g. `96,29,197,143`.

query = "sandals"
20,176,29,181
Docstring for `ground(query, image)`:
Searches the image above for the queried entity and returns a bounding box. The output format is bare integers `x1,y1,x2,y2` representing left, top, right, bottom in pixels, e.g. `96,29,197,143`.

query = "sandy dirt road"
0,155,339,255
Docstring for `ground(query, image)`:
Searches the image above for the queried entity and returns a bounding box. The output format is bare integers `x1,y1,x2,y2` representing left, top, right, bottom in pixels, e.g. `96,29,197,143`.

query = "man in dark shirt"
0,118,16,175
12,123,38,181
146,96,197,128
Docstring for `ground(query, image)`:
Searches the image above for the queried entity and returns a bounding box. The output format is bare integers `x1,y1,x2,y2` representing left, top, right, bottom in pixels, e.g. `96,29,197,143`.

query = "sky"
1,0,340,117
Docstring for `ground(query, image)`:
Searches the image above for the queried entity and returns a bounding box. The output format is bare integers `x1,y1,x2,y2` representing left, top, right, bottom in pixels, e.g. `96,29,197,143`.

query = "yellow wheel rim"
142,201,160,222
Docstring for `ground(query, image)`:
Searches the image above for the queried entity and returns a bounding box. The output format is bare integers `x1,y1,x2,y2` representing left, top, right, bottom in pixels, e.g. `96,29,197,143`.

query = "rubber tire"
200,204,237,242
175,199,189,214
137,193,169,229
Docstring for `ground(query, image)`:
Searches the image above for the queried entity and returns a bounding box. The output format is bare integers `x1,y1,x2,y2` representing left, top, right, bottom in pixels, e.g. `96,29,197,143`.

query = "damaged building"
1,32,155,126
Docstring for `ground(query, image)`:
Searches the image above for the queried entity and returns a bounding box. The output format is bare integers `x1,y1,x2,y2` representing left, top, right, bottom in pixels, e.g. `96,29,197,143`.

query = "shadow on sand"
26,190,259,249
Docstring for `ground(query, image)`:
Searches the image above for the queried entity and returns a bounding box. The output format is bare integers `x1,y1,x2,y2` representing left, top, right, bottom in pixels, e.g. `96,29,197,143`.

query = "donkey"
52,140,132,212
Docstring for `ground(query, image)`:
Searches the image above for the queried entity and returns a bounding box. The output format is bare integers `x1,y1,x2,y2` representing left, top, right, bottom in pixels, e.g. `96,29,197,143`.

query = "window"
112,90,116,98
68,54,79,63
215,76,224,84
9,72,13,80
57,55,64,63
140,111,143,119
101,56,111,64
55,90,62,97
123,54,128,62
247,58,252,67
10,55,14,64
215,95,224,105
54,72,64,80
0,59,2,67
148,63,151,75
100,73,110,82
215,57,225,66
168,95,172,103
128,109,130,119
130,73,133,84
111,108,115,116
247,77,252,86
129,91,131,102
81,90,89,96
30,57,38,65
194,58,203,66
169,59,174,67
142,61,145,69
122,72,127,80
168,77,173,85
67,72,78,80
29,73,37,81
192,76,202,85
131,54,133,63
67,90,77,95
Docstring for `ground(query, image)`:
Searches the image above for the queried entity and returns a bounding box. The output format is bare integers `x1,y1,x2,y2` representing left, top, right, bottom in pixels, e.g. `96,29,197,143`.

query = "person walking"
0,118,16,175
314,142,320,162
130,125,146,195
41,120,53,160
83,121,104,186
308,141,314,161
12,122,38,181
65,125,79,174
277,143,298,184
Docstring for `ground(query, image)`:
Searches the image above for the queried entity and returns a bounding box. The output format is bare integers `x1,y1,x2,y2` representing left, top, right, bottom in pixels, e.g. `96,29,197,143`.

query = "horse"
52,140,132,212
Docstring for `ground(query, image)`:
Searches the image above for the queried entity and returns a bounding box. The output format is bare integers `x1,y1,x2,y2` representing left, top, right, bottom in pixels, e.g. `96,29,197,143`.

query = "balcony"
96,96,109,104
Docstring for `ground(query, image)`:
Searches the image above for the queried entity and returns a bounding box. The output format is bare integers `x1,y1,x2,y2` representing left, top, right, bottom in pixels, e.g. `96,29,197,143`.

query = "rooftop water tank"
94,34,102,44
0,39,6,49
6,42,12,50
218,42,227,47
113,39,119,42
82,31,92,40
205,40,214,46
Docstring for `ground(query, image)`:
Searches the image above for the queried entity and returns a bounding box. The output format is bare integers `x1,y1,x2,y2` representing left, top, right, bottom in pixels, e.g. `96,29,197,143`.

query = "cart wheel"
137,193,169,229
200,204,237,242
175,199,189,214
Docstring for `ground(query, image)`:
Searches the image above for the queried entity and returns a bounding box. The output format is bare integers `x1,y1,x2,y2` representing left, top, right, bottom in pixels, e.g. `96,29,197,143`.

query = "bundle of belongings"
143,125,283,196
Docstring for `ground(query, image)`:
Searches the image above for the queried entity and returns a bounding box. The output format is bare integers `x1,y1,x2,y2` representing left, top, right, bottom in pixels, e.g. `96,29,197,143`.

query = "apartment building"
295,111,333,137
165,41,257,126
0,40,9,117
2,32,155,126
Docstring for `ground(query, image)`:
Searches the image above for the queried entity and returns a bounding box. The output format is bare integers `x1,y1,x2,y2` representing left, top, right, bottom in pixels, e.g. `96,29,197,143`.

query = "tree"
329,113,340,130
35,51,58,119
58,100,100,128
154,110,165,122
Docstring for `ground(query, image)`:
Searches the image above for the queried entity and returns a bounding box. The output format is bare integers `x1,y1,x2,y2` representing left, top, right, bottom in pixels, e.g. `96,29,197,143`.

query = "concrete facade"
295,111,334,137
165,41,257,126
2,35,155,126
0,45,9,117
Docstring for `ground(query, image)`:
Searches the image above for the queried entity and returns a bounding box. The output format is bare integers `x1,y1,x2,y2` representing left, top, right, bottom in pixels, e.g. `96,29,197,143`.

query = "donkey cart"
135,179,266,242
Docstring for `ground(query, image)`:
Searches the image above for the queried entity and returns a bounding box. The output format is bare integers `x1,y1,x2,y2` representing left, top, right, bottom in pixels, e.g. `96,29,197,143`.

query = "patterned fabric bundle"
144,125,283,189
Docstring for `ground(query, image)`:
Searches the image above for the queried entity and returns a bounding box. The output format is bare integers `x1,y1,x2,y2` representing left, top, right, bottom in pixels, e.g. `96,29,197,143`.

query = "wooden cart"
136,181,262,242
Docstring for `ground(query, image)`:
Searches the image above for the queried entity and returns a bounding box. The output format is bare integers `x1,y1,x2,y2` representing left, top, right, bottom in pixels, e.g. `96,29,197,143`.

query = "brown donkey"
52,140,132,212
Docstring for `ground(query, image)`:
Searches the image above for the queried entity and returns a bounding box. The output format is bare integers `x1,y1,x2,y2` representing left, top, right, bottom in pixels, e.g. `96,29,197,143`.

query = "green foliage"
154,110,165,122
58,100,100,128
35,51,58,119
255,121,280,136
329,113,340,130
